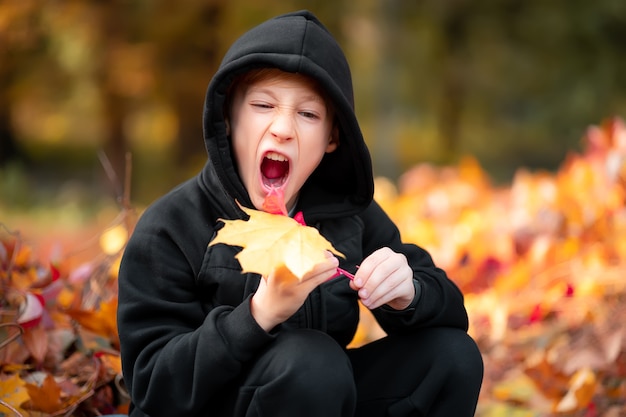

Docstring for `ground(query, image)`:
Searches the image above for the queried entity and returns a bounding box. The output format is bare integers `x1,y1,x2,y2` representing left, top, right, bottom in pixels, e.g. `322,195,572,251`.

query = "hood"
201,10,374,221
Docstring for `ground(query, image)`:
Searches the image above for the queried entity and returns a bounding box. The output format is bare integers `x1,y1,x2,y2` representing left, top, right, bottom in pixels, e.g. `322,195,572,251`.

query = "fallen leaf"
96,351,123,375
492,371,540,405
523,350,570,400
210,203,343,280
0,373,30,416
22,325,49,365
24,373,63,413
66,297,119,345
17,291,45,328
554,368,597,413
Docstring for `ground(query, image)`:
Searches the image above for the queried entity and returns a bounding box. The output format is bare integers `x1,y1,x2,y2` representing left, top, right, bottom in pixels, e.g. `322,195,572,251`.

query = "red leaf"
529,303,543,324
261,187,287,215
50,262,61,281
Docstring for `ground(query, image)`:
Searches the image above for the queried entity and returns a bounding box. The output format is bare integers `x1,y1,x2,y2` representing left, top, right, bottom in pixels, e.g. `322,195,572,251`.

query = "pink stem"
336,267,356,280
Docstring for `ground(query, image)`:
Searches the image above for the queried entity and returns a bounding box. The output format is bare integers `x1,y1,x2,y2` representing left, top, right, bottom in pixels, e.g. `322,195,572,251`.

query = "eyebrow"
247,86,325,104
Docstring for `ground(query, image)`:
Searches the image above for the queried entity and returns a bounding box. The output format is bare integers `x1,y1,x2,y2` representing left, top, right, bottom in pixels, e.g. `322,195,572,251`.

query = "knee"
435,329,484,387
270,329,356,393
268,329,356,407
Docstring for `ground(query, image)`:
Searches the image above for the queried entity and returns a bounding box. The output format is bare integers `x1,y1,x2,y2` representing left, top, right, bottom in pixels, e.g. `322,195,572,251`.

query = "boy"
117,10,483,417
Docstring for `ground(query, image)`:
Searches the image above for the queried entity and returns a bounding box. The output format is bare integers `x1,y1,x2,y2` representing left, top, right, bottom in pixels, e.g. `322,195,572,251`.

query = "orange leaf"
14,243,32,268
96,351,123,375
66,297,119,344
210,203,343,280
524,351,570,400
24,373,63,413
554,368,597,413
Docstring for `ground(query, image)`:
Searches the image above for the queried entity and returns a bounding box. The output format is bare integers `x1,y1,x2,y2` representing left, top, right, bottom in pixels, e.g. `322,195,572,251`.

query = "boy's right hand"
250,253,339,332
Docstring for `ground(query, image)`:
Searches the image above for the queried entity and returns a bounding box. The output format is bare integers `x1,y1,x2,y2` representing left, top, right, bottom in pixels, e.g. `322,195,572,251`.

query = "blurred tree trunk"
373,0,401,179
0,2,40,167
0,94,22,166
437,1,469,162
99,0,129,196
101,88,127,198
167,2,225,174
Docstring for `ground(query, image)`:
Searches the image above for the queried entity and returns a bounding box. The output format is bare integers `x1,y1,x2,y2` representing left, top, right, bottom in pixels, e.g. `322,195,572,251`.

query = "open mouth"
261,151,289,189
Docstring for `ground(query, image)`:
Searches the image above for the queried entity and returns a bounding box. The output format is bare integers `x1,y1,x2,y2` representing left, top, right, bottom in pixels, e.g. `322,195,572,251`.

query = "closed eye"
299,111,320,120
251,102,273,109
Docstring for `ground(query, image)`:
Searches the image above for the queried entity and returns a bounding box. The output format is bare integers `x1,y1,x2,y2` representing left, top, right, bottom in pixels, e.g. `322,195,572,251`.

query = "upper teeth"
266,152,287,162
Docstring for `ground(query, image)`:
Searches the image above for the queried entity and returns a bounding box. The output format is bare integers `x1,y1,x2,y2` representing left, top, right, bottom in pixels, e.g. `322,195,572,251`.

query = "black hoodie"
118,11,468,417
200,10,373,222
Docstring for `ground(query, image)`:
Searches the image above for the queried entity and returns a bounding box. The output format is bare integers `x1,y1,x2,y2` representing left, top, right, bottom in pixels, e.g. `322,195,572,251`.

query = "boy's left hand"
349,247,415,310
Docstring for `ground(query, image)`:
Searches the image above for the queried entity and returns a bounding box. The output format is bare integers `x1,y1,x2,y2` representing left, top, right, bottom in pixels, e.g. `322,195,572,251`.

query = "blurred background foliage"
1,0,625,211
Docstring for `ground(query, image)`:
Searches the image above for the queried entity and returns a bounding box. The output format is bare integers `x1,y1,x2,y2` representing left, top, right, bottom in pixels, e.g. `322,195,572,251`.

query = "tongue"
262,159,287,179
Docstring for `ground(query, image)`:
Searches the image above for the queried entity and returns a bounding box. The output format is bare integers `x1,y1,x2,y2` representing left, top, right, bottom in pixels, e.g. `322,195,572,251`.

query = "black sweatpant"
220,327,483,417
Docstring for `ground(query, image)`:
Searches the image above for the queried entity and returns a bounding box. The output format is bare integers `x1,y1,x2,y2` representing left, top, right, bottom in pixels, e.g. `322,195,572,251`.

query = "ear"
325,125,339,153
225,118,231,136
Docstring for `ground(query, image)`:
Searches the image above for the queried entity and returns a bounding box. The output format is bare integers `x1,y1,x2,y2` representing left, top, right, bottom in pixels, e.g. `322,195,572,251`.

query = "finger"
352,247,392,288
357,253,399,298
362,271,407,309
359,265,405,308
300,257,339,287
358,250,411,307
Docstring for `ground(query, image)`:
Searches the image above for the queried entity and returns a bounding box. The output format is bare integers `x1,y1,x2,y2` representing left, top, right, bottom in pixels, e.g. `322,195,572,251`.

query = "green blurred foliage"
0,0,625,209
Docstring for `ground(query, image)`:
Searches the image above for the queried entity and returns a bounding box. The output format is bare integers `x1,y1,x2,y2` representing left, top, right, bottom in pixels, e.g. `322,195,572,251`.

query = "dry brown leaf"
22,325,48,365
523,350,570,400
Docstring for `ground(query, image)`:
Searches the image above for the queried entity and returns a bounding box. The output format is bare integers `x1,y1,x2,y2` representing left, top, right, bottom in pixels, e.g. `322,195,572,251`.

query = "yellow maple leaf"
0,373,30,416
209,204,343,280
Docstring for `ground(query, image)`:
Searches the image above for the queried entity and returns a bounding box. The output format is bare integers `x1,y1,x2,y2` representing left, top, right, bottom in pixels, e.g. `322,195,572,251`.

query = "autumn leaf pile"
1,215,131,416
374,117,626,416
2,117,626,416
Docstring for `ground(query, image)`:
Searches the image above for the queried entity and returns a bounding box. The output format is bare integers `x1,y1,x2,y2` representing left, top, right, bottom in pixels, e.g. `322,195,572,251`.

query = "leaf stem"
336,267,356,280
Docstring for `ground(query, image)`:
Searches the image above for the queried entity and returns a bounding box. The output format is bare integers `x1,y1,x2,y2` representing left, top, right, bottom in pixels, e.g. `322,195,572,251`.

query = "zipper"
304,221,321,329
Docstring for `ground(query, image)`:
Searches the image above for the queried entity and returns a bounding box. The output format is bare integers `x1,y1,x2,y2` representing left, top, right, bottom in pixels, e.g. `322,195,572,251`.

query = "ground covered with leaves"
2,117,626,416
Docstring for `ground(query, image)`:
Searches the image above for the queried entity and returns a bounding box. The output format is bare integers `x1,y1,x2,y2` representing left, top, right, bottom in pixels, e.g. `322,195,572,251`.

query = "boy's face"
229,73,337,212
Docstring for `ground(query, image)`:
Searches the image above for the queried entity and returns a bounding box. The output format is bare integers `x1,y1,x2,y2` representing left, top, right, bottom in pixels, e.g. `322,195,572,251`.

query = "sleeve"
359,201,469,334
117,210,274,416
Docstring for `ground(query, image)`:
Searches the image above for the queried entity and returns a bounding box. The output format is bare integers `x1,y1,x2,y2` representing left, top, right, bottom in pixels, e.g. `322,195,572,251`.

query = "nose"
269,110,295,141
